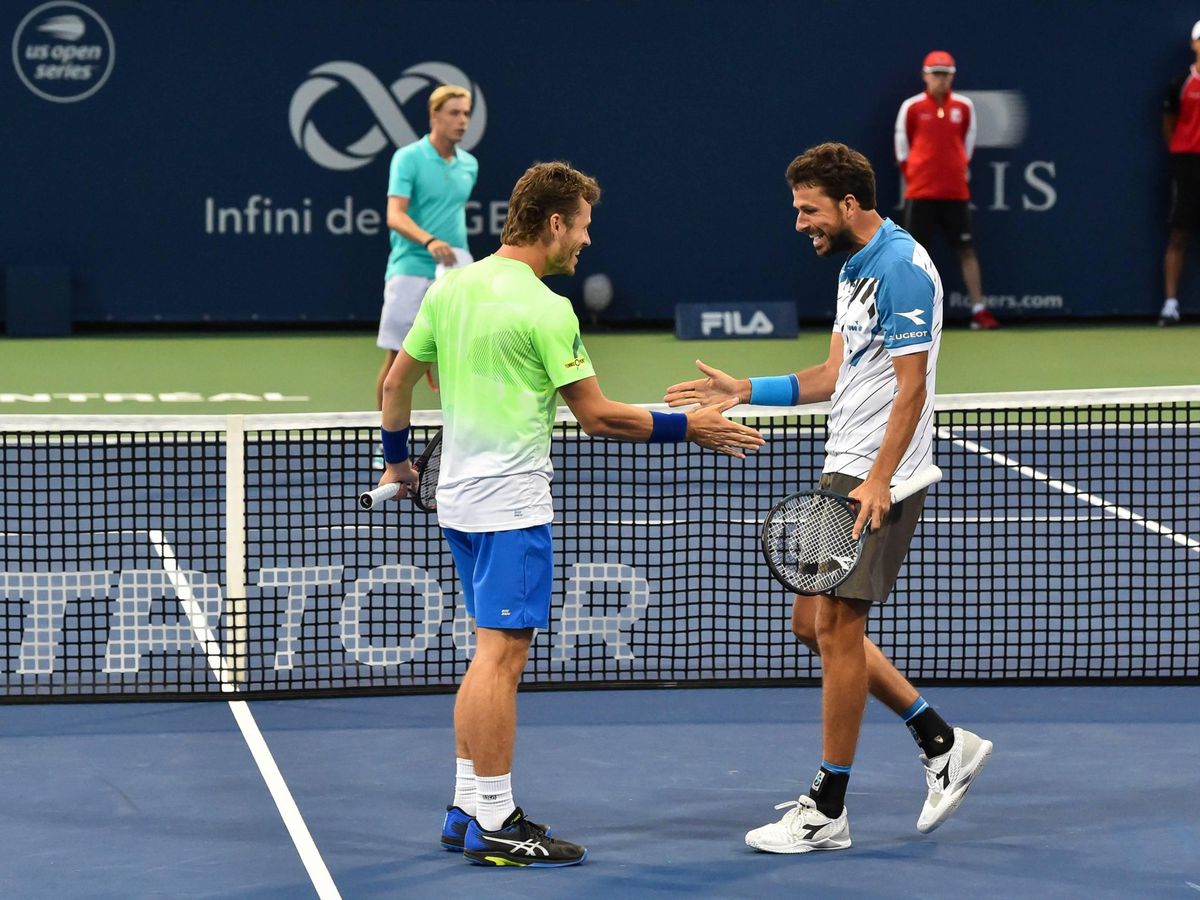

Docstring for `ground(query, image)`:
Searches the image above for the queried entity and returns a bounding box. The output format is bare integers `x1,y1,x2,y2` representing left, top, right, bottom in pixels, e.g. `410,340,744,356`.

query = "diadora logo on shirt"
897,308,927,326
290,60,487,170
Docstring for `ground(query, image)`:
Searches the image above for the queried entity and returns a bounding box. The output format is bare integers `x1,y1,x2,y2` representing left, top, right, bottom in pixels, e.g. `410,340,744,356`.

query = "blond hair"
500,162,602,246
428,84,471,114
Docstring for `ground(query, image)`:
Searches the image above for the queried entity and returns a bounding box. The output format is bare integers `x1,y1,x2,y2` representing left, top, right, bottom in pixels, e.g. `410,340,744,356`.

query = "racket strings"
415,437,441,511
766,494,860,594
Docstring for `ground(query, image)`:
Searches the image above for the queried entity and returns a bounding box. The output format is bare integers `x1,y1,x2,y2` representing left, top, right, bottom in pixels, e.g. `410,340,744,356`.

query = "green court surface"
1,324,1197,415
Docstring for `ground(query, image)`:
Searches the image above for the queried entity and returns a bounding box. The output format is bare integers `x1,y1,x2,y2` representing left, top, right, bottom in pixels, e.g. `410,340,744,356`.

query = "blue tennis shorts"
443,524,553,630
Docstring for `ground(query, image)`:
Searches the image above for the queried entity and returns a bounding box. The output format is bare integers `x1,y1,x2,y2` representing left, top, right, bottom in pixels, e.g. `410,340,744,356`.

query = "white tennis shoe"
917,727,993,833
745,795,851,853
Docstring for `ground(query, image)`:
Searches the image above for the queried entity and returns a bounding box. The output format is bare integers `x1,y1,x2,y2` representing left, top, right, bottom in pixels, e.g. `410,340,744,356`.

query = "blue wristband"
649,411,688,443
749,373,800,406
380,426,411,464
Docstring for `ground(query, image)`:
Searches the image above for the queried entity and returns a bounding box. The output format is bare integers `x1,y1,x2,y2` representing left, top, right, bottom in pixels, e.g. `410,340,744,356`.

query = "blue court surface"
2,685,1197,898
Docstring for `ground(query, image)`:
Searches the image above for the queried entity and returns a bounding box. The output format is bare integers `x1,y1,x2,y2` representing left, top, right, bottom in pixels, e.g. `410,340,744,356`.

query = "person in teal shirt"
376,162,763,867
375,84,478,407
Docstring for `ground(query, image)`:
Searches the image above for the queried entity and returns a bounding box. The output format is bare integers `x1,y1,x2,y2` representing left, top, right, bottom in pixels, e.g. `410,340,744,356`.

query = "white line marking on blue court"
938,429,1200,553
146,529,342,900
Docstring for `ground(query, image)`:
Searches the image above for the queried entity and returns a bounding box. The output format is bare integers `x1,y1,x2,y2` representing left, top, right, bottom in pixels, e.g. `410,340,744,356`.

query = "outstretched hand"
664,360,750,408
685,396,765,459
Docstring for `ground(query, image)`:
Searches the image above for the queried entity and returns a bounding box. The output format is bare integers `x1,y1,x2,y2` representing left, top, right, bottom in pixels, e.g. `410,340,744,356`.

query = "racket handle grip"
359,482,401,510
891,465,942,503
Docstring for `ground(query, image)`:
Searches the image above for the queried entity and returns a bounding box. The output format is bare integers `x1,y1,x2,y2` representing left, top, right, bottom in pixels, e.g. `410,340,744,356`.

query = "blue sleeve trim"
879,260,935,349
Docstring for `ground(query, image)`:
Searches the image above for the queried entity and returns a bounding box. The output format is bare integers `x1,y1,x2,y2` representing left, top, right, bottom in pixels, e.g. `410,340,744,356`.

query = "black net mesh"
2,393,1198,702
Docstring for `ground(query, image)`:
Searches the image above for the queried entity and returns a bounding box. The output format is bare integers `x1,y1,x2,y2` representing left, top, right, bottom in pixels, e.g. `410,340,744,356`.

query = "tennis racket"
761,465,942,596
358,429,443,511
409,429,442,512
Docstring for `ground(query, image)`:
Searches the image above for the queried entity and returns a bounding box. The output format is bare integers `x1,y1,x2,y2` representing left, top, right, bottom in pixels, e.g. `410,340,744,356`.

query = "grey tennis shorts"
820,472,928,604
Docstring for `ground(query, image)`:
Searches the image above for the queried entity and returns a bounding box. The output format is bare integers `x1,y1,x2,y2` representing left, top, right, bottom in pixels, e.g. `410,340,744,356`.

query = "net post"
225,414,248,685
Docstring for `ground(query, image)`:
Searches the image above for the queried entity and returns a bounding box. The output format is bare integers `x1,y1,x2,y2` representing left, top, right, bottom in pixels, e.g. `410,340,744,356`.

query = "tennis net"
2,386,1197,702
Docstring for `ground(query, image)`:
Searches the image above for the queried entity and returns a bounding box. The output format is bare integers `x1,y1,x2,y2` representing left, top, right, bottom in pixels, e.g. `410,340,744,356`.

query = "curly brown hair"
500,162,602,246
785,143,877,210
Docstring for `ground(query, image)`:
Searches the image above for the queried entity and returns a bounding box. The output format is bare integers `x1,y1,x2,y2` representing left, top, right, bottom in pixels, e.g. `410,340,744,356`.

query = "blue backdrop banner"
3,1,1195,325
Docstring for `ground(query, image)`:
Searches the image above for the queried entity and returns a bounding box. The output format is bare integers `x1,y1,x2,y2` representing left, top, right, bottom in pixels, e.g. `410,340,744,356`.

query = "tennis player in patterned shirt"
376,161,763,867
666,143,992,854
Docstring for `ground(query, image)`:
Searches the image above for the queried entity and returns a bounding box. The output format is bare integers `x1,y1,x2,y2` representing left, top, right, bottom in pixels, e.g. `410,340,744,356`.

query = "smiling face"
544,197,593,276
792,184,856,257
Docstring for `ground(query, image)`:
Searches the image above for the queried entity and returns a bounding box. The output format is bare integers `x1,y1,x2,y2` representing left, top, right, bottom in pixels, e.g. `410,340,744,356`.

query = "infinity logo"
289,60,487,171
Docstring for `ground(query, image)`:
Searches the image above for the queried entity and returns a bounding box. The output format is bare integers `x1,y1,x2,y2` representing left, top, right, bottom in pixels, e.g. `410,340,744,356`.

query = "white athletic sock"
1162,298,1180,315
475,772,516,832
453,757,476,815
971,302,986,315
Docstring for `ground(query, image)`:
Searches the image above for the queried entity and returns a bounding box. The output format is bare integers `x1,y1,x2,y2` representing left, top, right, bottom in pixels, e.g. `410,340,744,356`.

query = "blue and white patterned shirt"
824,218,942,481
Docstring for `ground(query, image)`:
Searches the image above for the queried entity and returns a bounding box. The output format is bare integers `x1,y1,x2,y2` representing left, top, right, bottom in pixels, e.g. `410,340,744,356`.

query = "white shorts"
376,275,433,351
376,249,474,351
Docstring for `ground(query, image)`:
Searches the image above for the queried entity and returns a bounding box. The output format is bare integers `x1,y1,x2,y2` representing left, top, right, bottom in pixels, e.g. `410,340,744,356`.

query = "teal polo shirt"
385,135,479,280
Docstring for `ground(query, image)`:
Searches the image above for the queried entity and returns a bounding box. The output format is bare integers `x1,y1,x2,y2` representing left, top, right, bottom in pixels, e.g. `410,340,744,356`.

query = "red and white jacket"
894,91,977,201
1166,66,1200,155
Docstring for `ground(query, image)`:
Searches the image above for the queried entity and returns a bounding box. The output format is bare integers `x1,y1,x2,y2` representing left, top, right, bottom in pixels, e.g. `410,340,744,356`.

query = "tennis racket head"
761,489,866,595
411,429,442,512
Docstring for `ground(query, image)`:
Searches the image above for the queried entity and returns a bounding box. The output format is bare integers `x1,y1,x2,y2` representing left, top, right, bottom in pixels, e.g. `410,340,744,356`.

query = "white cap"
1192,19,1200,40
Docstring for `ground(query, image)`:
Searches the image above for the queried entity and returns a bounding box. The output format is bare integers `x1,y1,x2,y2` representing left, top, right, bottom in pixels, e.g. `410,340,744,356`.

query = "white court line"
145,529,341,900
146,530,233,682
936,429,1200,554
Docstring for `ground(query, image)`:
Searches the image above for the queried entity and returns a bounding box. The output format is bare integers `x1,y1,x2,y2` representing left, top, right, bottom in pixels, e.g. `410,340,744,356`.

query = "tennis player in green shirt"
376,161,764,867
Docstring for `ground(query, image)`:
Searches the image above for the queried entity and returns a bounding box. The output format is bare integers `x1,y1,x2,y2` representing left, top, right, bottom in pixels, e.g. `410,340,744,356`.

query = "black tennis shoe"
441,805,471,851
463,808,586,867
442,805,551,851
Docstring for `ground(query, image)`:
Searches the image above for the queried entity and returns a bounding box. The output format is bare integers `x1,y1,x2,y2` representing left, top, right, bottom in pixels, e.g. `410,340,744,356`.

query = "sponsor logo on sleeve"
565,334,587,368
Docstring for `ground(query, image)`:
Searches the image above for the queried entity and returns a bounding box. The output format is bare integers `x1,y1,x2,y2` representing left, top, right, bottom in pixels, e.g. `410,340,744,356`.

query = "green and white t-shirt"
402,255,596,531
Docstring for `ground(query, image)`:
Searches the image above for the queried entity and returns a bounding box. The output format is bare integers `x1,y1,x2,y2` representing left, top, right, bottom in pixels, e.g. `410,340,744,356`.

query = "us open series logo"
12,1,114,102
